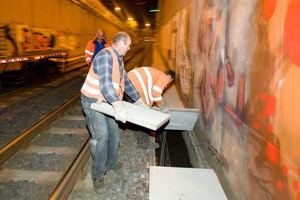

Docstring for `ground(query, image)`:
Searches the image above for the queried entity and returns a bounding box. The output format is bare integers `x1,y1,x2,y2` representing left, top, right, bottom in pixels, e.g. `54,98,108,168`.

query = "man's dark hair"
167,70,175,80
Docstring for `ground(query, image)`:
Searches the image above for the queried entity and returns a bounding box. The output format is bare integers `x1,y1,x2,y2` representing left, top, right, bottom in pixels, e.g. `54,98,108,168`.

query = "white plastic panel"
91,101,170,131
149,166,228,200
163,108,199,130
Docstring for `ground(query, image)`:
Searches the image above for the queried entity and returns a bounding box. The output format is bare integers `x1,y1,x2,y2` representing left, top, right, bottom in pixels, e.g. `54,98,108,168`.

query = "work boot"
93,177,105,194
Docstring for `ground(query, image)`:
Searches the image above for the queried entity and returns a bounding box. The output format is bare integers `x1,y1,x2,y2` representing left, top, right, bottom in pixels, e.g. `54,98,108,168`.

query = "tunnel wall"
0,0,123,57
156,0,300,199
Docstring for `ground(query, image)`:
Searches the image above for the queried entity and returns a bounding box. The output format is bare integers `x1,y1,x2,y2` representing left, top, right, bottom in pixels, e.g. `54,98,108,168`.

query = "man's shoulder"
87,39,95,46
95,48,112,60
100,48,112,55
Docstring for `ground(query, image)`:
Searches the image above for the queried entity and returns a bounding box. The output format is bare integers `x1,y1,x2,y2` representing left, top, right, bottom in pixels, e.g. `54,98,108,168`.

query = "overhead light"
150,9,160,12
128,17,133,21
115,7,121,11
145,23,150,27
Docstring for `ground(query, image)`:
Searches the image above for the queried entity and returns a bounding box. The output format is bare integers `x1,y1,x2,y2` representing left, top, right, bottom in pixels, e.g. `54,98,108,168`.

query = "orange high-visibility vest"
81,47,124,102
128,67,169,107
85,36,110,65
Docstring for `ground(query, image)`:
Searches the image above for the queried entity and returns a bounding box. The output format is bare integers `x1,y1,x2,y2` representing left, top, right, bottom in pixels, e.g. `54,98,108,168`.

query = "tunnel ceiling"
99,0,158,29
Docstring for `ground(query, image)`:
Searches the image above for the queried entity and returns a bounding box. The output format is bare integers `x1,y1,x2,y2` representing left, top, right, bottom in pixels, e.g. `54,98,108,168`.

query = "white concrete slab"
150,107,199,131
164,109,199,130
91,101,170,131
160,85,200,130
163,85,185,109
149,166,228,200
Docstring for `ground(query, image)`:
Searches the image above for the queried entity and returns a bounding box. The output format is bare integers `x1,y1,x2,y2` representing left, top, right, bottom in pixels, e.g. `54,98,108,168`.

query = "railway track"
0,67,89,149
0,93,91,199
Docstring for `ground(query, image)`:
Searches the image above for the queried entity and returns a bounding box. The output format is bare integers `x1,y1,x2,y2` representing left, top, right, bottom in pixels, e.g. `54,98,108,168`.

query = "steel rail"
49,137,91,200
0,93,81,166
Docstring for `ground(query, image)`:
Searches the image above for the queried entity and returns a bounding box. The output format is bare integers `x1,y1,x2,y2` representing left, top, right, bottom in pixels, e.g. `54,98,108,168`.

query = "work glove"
112,101,126,123
95,94,103,104
159,102,169,114
134,97,149,108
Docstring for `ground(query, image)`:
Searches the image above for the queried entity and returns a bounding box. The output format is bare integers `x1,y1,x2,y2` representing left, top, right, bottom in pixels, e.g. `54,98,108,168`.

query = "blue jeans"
81,94,120,179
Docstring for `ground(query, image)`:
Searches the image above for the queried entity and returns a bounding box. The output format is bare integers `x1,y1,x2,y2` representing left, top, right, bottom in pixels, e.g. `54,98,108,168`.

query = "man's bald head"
96,30,105,42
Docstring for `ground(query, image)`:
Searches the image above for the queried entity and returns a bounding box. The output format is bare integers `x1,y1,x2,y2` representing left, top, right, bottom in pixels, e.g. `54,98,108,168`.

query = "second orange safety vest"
128,67,169,107
85,36,110,65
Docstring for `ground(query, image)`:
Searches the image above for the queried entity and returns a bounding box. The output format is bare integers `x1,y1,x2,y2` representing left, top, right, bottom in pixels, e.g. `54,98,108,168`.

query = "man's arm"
123,72,140,102
151,75,169,105
85,41,93,65
151,74,170,113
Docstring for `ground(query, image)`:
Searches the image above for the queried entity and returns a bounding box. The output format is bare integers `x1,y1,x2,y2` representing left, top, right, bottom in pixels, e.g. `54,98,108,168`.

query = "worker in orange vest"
127,67,175,113
81,32,147,193
85,29,110,66
127,67,175,149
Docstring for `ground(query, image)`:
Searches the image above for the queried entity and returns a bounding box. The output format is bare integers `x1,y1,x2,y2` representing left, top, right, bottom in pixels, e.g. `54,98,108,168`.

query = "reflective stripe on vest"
153,85,162,93
132,70,150,105
81,47,124,101
131,67,162,106
85,49,93,55
142,67,162,102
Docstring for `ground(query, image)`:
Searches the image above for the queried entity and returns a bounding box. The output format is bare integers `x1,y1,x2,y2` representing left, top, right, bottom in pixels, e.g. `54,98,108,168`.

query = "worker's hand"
112,101,126,123
159,102,169,114
134,97,149,108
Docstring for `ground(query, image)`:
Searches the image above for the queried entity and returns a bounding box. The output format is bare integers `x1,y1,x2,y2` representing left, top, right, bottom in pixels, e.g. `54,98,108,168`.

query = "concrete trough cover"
163,108,199,131
91,101,170,131
149,166,228,200
161,85,199,131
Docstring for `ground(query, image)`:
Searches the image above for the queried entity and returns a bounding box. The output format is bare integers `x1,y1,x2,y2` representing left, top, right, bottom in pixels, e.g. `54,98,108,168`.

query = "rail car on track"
0,24,70,86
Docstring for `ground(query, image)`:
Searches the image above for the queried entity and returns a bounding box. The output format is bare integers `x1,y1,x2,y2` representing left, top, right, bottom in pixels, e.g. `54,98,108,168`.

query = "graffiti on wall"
195,0,300,199
158,0,300,199
177,8,193,105
218,50,245,129
245,0,300,199
197,1,238,128
163,7,193,106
